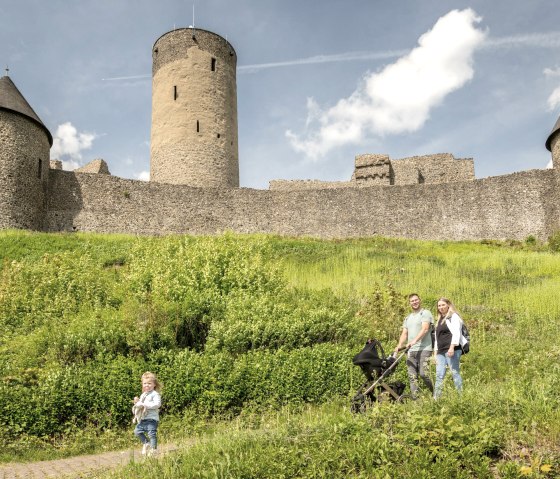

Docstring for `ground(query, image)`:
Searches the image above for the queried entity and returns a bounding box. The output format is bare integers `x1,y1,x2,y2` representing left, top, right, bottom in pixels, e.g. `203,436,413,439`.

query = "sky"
1,0,560,188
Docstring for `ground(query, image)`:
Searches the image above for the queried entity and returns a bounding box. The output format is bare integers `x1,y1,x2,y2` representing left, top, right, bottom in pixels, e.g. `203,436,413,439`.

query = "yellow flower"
519,465,532,476
540,464,552,473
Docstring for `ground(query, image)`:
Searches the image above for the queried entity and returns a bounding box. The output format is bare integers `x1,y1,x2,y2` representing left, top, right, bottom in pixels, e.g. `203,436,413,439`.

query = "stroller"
351,339,410,412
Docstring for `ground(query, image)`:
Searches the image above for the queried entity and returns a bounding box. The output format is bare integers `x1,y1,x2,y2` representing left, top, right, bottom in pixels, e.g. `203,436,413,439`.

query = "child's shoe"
148,448,158,457
141,443,150,455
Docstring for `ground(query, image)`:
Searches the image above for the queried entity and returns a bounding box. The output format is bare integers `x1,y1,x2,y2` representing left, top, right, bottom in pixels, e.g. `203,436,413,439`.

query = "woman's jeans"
434,350,462,399
134,419,158,449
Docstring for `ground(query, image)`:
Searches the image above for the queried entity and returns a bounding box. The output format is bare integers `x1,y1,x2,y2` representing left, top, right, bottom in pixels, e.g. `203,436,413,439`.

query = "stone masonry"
270,153,475,190
150,28,239,188
2,27,560,242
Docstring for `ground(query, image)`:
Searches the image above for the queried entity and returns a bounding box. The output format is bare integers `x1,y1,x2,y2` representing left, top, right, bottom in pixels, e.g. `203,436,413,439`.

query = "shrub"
548,230,560,252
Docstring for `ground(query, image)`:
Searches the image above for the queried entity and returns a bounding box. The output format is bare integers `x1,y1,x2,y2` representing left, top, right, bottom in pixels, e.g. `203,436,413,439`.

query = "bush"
548,230,560,252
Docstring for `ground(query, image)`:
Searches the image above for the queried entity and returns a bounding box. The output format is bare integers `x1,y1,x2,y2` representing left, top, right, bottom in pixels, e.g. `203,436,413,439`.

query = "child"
133,371,162,456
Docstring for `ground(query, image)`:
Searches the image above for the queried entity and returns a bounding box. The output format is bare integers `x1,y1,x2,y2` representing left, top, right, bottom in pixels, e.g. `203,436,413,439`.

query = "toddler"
133,371,162,456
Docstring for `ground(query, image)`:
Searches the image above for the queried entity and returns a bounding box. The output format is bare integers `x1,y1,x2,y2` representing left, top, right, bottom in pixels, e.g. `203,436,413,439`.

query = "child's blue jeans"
134,419,158,449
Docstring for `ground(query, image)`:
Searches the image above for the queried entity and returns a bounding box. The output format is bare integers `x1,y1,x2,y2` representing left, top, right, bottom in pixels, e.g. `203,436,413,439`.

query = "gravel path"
0,444,178,478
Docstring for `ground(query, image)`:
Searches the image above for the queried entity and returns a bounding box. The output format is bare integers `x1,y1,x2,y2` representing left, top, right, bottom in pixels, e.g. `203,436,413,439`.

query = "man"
394,293,434,398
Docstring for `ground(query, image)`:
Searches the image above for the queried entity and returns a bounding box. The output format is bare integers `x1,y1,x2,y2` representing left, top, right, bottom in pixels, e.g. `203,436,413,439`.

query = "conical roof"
545,115,560,152
0,75,53,145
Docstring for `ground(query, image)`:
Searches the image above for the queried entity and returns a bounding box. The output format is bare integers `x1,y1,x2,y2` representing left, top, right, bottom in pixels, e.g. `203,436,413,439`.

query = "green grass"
0,231,559,477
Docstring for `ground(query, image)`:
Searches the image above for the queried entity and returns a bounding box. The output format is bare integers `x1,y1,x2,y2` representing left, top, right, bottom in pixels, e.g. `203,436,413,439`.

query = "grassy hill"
0,231,559,478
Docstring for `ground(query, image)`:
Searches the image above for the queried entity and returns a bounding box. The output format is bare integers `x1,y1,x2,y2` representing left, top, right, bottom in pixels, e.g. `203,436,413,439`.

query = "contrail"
100,50,407,81
482,31,560,49
100,31,560,81
237,49,408,73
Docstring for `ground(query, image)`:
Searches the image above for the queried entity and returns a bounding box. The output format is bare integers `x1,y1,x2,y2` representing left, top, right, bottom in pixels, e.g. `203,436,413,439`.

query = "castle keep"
150,29,239,187
1,27,560,241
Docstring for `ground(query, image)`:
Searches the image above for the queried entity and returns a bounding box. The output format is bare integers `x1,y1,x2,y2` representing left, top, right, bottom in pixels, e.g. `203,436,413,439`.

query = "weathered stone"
2,29,560,242
50,159,63,170
150,28,238,188
75,159,110,175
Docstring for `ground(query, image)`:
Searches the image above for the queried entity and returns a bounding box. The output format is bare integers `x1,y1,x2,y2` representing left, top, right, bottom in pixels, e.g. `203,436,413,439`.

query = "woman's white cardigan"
434,313,466,351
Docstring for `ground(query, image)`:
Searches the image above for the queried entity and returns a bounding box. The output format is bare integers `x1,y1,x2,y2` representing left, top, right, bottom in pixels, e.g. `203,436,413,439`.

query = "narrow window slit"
211,58,216,71
174,85,177,100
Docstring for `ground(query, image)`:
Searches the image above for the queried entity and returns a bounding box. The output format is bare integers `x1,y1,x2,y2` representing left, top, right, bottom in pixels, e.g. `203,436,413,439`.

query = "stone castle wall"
270,153,475,190
0,110,50,230
392,153,475,185
269,179,356,191
45,167,560,241
150,28,239,187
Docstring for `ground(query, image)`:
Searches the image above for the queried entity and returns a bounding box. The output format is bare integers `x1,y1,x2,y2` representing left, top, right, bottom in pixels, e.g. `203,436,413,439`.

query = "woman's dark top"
435,317,461,355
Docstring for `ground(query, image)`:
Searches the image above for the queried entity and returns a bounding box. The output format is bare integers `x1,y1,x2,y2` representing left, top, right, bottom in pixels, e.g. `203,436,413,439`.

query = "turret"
0,74,52,230
150,28,239,187
545,115,560,169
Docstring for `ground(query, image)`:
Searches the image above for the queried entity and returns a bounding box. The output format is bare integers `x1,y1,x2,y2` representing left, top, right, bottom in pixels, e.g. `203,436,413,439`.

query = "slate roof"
0,75,53,146
545,116,560,152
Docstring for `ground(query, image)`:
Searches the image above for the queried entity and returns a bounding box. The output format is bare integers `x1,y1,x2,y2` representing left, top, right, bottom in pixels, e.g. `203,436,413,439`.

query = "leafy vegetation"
0,230,559,477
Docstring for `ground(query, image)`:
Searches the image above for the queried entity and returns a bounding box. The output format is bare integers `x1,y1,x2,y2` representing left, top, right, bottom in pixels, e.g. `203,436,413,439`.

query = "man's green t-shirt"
402,309,434,352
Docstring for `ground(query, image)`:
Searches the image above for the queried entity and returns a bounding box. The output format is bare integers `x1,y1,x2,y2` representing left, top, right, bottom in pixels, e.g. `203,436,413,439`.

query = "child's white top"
136,390,161,422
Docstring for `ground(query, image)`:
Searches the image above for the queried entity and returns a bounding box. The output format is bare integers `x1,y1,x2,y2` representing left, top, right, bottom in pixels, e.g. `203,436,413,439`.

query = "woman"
433,297,464,399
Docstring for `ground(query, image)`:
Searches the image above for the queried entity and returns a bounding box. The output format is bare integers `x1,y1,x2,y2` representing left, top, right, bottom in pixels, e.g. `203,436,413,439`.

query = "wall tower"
0,74,52,230
545,115,560,169
150,28,239,187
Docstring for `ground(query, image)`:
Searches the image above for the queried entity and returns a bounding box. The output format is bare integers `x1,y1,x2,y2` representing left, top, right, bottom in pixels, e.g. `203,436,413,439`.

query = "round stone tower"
150,28,239,187
0,74,52,230
545,115,560,169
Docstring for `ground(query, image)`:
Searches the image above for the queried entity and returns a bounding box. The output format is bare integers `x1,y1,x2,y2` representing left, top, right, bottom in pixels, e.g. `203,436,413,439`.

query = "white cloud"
544,67,560,77
51,122,96,165
135,170,150,181
547,86,560,111
544,68,560,111
286,9,487,160
59,159,80,171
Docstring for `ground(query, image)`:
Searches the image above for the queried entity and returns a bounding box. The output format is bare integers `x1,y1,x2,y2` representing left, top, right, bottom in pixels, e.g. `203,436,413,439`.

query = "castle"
1,27,560,241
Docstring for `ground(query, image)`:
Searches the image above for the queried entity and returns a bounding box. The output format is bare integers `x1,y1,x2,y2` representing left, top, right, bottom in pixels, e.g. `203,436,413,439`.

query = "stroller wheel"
351,400,368,414
351,392,375,413
397,394,412,403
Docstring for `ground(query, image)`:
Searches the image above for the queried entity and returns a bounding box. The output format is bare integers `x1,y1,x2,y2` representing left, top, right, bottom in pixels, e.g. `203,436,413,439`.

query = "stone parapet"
45,168,560,241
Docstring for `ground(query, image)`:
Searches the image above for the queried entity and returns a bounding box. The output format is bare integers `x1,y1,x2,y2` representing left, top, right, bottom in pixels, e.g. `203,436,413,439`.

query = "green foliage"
0,251,122,332
548,230,560,252
205,288,362,354
1,231,560,474
0,232,366,439
356,282,406,343
104,399,508,478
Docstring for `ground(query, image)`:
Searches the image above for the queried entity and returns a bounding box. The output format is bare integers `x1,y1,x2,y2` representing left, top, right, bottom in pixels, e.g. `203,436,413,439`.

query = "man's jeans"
406,349,434,397
434,349,463,399
134,419,158,449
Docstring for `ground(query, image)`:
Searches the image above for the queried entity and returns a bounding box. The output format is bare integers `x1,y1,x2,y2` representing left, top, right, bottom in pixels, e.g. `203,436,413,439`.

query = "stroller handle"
392,346,410,356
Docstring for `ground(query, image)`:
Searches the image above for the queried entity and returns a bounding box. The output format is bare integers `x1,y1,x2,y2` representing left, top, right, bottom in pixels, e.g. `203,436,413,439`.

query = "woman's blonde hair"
436,297,460,321
141,371,162,392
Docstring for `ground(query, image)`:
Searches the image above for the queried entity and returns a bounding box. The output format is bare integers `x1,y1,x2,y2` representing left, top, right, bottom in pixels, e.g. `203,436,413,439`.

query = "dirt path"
0,444,178,478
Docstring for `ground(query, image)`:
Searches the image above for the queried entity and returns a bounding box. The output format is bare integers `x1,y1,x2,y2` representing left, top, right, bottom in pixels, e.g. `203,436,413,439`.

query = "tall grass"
1,232,559,477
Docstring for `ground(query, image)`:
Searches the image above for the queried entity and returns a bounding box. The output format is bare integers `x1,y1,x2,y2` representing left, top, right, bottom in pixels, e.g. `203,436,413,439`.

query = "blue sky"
1,0,560,188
